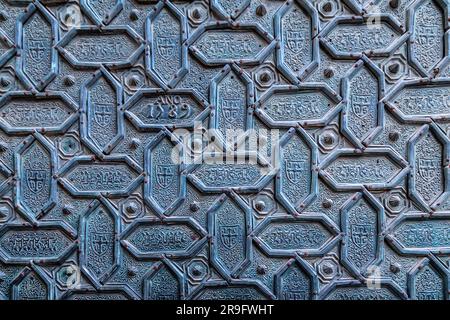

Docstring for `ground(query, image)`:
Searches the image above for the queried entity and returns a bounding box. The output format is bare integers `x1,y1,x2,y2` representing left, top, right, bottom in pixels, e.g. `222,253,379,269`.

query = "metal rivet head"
323,133,335,145
129,9,139,21
62,204,72,215
322,198,333,209
390,262,401,273
388,63,400,74
256,4,267,16
0,76,11,88
127,74,140,88
323,263,334,275
255,200,266,212
191,8,202,20
0,10,7,21
388,131,400,142
322,2,333,13
65,267,75,276
63,75,75,87
323,67,335,78
191,265,202,276
389,0,400,9
127,266,138,277
130,138,141,149
190,201,200,212
125,202,138,214
256,265,267,275
0,141,8,152
259,71,272,83
388,195,401,208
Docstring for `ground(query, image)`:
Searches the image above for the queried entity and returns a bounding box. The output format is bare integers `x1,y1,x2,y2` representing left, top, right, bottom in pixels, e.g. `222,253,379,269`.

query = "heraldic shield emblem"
92,232,110,256
286,30,305,53
418,157,439,181
25,169,47,193
156,164,176,188
350,224,374,248
93,103,114,128
351,94,373,119
157,36,177,60
219,225,240,250
221,98,241,122
27,38,46,62
285,160,306,184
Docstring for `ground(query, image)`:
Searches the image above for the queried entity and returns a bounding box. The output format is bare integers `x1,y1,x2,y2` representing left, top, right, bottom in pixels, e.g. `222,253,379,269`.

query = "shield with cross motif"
221,98,241,122
93,103,114,128
27,38,46,62
286,29,306,53
91,232,110,256
285,160,306,184
25,169,47,193
350,224,373,248
418,157,439,181
156,164,176,188
351,94,372,119
219,225,240,250
156,36,177,60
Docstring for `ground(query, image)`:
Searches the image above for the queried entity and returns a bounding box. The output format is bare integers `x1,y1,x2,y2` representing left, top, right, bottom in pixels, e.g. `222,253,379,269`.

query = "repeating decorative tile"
0,0,449,300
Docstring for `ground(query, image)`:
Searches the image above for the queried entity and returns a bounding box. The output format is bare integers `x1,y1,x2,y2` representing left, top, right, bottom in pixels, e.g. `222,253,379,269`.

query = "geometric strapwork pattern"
0,0,450,301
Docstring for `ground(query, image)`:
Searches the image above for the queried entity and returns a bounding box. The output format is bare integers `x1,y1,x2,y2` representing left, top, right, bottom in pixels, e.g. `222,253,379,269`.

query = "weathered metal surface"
0,0,449,301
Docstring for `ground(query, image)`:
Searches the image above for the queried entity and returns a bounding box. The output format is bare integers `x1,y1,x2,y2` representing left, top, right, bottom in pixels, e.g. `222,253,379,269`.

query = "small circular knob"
388,195,401,208
125,202,139,214
322,199,333,209
388,63,400,74
256,4,267,17
63,75,75,87
390,262,401,273
191,265,202,277
191,8,202,20
389,0,400,9
254,200,266,212
129,9,139,21
127,266,138,277
323,67,335,78
388,131,400,142
190,202,200,212
62,204,73,215
130,138,141,149
256,265,267,275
